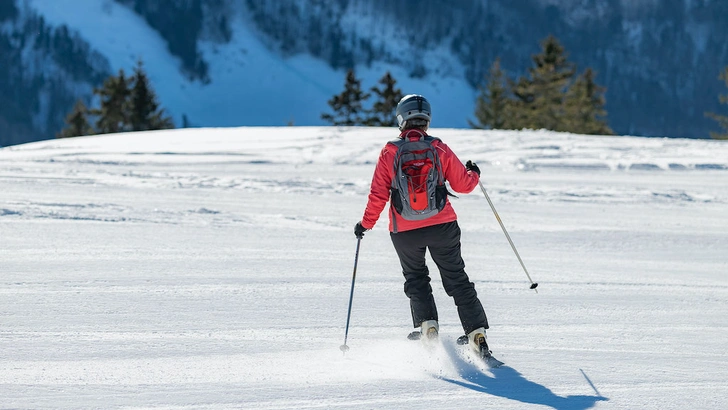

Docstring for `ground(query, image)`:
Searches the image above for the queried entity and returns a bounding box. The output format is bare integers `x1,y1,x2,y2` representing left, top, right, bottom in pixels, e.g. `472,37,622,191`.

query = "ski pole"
478,181,538,292
340,237,362,354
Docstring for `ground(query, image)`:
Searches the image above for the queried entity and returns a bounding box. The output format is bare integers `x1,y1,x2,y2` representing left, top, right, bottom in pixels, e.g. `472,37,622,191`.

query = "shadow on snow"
436,341,608,410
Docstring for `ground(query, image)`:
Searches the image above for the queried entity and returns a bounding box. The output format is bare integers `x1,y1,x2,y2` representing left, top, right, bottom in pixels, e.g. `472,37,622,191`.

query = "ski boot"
457,327,504,368
407,319,439,346
421,320,439,342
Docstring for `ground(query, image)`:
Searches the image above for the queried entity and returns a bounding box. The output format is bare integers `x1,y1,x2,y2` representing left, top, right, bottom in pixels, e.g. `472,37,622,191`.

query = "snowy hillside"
5,0,725,145
1,127,727,408
26,0,475,129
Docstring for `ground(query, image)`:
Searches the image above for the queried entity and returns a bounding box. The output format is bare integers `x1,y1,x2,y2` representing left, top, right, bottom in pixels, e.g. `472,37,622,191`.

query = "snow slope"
1,127,727,409
27,0,475,129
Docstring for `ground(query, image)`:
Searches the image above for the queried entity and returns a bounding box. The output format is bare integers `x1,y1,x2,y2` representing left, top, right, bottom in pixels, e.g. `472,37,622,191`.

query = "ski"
482,354,505,368
456,334,505,368
408,331,505,368
407,330,423,340
407,329,442,354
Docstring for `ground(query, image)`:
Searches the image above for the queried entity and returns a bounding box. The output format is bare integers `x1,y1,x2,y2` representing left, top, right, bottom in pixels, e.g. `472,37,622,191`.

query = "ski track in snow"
1,127,727,409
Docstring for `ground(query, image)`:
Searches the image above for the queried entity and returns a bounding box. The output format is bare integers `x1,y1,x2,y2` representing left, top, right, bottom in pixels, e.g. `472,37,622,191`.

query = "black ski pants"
390,221,488,335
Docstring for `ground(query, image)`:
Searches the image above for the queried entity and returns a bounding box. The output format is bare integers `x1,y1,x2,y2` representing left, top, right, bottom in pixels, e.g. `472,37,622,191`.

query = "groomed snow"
1,127,727,409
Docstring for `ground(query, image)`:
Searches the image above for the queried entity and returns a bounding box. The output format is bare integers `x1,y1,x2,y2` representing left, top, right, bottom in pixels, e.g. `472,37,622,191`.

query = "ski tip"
485,356,505,368
407,331,422,340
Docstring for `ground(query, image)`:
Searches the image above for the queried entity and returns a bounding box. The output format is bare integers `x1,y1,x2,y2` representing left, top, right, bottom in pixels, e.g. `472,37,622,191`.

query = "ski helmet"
396,94,431,130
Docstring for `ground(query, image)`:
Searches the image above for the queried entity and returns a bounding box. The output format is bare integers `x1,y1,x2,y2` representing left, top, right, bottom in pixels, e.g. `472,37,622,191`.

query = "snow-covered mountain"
2,0,728,146
1,126,727,407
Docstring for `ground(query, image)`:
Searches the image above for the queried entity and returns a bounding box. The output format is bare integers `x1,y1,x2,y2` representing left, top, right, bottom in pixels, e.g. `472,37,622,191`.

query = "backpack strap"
391,201,398,233
389,134,441,146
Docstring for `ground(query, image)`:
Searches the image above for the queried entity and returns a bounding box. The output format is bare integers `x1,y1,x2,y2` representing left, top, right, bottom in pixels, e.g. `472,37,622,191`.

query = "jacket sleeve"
361,146,394,229
437,141,479,194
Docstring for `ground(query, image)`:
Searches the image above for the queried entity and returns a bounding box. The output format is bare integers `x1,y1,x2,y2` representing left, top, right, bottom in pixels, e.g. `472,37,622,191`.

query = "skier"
354,94,495,360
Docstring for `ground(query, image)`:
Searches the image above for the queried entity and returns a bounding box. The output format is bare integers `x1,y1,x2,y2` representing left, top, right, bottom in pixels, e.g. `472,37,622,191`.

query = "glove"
466,160,481,176
354,222,368,239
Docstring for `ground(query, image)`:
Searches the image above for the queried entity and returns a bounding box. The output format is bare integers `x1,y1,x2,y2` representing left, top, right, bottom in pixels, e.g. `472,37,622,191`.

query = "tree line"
57,60,173,138
470,36,612,135
322,35,728,139
706,66,728,140
57,37,728,140
320,71,404,127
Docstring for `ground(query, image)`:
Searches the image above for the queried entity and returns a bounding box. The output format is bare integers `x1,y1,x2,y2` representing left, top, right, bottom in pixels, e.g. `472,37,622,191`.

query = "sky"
1,126,727,408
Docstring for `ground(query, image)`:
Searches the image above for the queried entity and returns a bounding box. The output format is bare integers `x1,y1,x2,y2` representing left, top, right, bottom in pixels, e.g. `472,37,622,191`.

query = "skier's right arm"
360,146,394,230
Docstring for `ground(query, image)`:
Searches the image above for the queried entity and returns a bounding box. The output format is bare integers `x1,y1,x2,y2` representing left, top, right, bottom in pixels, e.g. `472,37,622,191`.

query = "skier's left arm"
438,142,480,194
360,146,394,230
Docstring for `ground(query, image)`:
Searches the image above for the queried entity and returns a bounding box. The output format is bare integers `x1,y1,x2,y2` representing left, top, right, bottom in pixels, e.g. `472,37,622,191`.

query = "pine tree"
563,68,613,135
366,71,403,127
129,60,174,131
706,66,728,140
321,69,370,126
507,76,537,129
510,35,576,131
57,100,94,138
57,61,175,139
470,58,510,129
92,69,131,134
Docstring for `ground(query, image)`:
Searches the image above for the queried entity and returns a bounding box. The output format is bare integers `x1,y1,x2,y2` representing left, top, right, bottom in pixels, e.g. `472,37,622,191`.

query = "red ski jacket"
361,129,480,233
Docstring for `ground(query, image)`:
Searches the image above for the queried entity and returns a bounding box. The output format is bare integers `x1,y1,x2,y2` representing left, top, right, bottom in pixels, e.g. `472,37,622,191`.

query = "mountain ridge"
1,0,727,147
